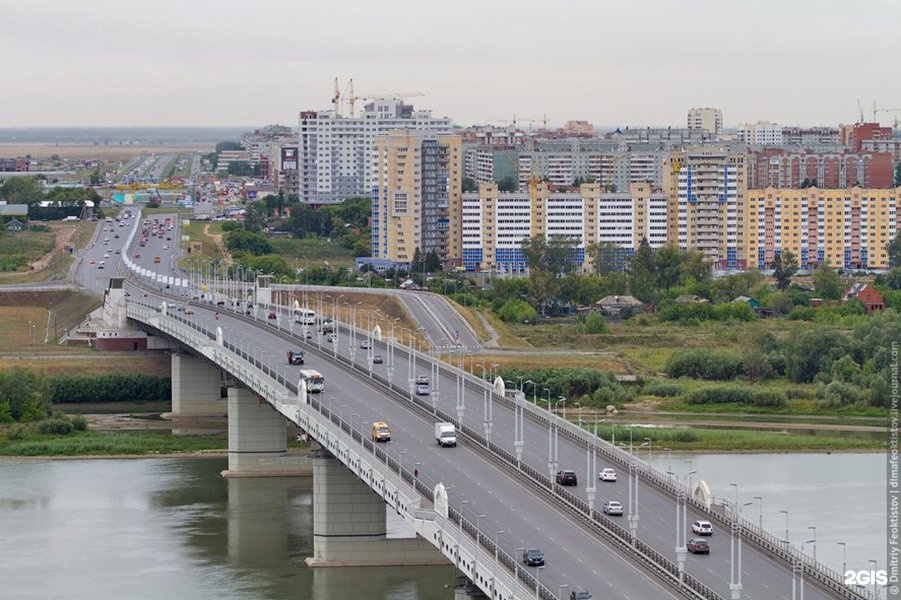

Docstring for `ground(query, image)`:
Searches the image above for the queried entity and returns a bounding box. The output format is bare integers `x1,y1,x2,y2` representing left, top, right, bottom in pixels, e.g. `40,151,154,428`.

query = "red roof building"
841,283,885,313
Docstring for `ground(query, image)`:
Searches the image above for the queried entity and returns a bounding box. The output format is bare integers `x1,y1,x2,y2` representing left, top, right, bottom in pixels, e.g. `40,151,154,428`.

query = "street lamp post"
868,559,878,600
728,483,754,600
780,510,790,545
837,542,847,579
807,526,817,562
754,496,763,530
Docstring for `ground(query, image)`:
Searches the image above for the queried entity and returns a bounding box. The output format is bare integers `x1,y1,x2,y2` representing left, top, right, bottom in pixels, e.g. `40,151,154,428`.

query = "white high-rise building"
298,99,454,204
687,108,723,135
738,121,783,146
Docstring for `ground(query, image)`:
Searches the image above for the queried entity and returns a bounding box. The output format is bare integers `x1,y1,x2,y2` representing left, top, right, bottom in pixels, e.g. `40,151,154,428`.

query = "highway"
85,211,857,600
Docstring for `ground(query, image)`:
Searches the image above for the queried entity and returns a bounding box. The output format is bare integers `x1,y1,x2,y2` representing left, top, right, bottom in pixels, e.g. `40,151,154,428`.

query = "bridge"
101,212,867,600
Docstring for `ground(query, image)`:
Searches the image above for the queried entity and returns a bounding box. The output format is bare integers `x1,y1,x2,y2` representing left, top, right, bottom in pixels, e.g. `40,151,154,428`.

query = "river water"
0,453,887,599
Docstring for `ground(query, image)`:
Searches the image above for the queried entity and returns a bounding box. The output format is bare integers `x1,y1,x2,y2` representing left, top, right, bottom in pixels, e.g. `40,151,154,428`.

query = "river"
0,452,887,599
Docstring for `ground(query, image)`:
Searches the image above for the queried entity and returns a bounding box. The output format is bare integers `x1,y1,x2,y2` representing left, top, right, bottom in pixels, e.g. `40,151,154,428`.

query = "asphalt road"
99,211,847,600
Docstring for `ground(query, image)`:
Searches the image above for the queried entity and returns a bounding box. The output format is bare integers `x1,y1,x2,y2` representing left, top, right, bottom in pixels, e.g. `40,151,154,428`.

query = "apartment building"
687,108,723,135
738,121,783,146
460,182,667,272
745,187,899,270
370,131,461,266
299,100,454,205
749,149,894,189
668,149,746,270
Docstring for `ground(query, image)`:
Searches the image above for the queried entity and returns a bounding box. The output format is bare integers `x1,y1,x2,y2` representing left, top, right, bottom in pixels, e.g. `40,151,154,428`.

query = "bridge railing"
127,297,864,600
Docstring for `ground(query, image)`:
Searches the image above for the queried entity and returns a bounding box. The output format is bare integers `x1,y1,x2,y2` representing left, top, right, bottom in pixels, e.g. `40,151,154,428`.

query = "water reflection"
0,458,456,600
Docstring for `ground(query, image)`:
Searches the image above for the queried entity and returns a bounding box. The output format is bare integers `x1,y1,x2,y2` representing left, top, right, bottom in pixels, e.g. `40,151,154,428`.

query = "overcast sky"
4,0,900,129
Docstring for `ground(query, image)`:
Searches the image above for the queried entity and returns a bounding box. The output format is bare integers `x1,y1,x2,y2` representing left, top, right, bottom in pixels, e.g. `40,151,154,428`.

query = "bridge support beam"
170,353,225,417
305,454,446,567
223,387,308,477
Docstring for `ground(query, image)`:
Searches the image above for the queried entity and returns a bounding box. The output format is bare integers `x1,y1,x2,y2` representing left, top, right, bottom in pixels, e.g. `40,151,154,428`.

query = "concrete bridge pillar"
223,387,309,477
170,353,225,417
305,453,446,567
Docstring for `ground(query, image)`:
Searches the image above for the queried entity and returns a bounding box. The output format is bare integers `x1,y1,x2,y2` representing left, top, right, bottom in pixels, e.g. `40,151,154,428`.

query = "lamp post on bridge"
728,483,754,600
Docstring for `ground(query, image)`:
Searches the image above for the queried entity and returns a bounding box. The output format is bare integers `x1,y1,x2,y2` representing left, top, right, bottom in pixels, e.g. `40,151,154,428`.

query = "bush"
644,382,685,397
788,306,816,320
580,312,607,334
71,415,88,431
49,374,171,404
687,385,786,408
665,349,743,381
38,418,74,435
496,299,538,324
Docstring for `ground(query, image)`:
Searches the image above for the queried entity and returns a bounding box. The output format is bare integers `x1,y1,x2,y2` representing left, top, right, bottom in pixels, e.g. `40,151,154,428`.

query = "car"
305,330,313,339
184,307,194,315
687,538,710,554
327,333,337,343
599,468,617,482
163,245,169,250
522,548,544,566
89,259,96,265
98,260,105,265
416,383,430,395
166,236,171,241
98,264,104,269
372,354,383,364
360,340,371,349
114,234,119,239
602,500,623,516
556,470,578,486
570,591,593,600
267,311,277,320
134,254,141,259
416,375,429,385
691,520,713,536
103,254,110,258
114,250,120,254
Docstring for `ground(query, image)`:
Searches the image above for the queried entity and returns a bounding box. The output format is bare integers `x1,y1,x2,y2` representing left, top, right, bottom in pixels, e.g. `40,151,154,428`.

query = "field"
0,290,102,349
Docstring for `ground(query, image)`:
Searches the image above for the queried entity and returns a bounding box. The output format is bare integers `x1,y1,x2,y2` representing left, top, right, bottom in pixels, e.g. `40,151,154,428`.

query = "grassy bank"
582,424,884,452
0,430,227,457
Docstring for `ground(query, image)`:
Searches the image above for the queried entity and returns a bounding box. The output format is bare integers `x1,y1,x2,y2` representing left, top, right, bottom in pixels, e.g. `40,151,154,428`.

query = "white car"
598,468,617,482
602,500,623,516
692,520,713,536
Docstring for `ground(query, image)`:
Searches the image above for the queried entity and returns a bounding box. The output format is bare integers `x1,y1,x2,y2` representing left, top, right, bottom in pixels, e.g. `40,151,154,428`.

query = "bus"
300,369,324,393
294,307,316,325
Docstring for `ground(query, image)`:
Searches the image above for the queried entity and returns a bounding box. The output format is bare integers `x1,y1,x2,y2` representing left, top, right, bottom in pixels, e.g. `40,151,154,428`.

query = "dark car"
267,311,277,319
570,591,592,600
372,354,383,364
522,548,544,566
687,538,710,554
555,470,577,486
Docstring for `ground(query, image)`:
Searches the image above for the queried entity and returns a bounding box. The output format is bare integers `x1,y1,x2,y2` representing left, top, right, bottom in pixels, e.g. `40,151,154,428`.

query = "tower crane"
857,98,866,123
872,103,901,128
344,78,424,116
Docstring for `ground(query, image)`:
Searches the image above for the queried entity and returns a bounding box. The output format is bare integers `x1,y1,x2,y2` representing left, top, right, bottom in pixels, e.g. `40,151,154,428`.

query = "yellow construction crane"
343,78,424,116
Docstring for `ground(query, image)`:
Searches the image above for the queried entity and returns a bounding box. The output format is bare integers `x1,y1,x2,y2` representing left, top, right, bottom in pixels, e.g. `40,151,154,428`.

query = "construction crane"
485,115,548,131
872,102,901,127
857,98,866,123
343,78,423,117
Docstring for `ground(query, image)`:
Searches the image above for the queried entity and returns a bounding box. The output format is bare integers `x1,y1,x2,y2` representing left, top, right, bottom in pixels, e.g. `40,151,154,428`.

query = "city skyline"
3,0,900,128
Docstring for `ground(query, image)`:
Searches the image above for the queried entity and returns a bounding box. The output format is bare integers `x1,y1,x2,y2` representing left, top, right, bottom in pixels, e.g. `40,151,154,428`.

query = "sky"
3,0,900,129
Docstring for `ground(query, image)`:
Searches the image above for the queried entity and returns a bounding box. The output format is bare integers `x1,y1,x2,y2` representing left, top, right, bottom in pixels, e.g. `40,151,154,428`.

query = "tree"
0,176,43,204
89,168,103,185
497,176,517,192
627,238,656,301
895,162,901,188
590,242,629,274
888,235,901,268
424,250,442,273
410,248,424,274
652,245,683,292
243,201,269,233
462,177,477,193
226,229,273,255
811,263,843,300
772,251,798,291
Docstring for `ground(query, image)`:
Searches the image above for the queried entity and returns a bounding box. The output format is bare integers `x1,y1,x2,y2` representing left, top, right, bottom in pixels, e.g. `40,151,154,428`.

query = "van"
371,421,391,442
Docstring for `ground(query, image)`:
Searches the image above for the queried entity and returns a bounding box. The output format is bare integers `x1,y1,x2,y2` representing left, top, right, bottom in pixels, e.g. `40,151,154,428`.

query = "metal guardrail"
126,284,866,600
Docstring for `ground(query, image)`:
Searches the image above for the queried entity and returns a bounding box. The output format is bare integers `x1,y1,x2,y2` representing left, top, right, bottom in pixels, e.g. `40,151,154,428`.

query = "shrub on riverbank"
49,374,171,404
687,385,787,408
